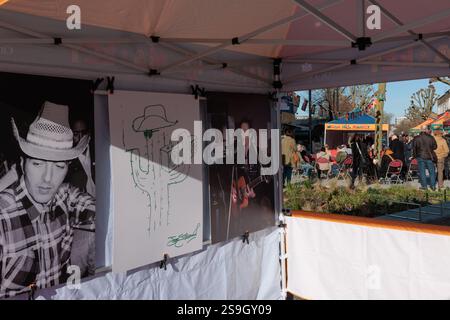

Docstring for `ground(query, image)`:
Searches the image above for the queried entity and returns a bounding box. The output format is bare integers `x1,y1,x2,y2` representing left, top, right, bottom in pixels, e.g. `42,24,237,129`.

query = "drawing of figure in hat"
0,101,95,299
123,104,192,234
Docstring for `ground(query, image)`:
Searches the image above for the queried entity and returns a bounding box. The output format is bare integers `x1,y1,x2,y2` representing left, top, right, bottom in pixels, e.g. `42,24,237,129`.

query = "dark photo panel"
207,92,276,243
0,72,95,299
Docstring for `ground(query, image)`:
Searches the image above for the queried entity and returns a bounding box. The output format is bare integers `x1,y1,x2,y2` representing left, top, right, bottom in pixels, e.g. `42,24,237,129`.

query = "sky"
295,78,449,121
383,78,448,118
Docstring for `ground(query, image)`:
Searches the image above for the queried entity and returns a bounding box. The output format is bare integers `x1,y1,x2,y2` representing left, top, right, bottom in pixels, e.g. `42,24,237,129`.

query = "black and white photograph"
0,72,95,299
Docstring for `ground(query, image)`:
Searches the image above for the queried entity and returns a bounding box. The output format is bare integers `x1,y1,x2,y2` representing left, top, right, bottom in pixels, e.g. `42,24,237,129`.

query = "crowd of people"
281,125,450,191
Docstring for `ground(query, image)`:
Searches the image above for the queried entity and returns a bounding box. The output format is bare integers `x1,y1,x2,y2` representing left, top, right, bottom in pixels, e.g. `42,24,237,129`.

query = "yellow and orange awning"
325,123,389,131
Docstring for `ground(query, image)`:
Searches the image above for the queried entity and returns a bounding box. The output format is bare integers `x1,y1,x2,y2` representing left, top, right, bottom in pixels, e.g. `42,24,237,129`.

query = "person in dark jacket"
403,134,413,168
389,134,406,178
389,135,405,162
349,134,369,189
413,126,437,190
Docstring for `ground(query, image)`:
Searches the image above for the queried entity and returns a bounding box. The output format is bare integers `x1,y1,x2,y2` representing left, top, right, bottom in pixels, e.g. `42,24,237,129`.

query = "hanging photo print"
0,72,95,299
206,92,277,244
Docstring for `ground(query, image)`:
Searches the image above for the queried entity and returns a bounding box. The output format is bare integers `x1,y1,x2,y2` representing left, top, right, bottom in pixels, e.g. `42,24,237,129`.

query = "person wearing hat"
0,101,95,299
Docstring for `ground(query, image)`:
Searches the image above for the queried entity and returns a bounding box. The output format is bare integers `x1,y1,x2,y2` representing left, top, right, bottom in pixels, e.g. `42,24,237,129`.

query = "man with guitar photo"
228,118,272,240
207,93,276,244
232,119,257,206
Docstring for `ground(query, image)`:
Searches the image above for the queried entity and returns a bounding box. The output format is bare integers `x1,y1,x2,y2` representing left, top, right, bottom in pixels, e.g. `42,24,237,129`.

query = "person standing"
349,134,368,189
413,126,437,190
281,128,296,187
443,131,450,179
433,129,449,189
403,134,413,168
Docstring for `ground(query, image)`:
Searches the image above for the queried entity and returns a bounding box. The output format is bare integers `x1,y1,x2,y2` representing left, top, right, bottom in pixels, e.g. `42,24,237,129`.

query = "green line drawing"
121,104,193,234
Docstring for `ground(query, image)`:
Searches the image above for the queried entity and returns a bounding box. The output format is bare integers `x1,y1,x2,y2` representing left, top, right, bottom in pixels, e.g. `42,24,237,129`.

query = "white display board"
109,91,203,273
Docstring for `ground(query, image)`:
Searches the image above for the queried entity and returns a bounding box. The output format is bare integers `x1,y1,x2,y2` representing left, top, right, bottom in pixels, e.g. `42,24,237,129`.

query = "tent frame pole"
158,42,273,86
159,38,349,47
309,89,312,152
284,56,449,67
0,21,274,88
368,0,450,64
0,21,149,73
292,0,357,42
283,36,446,85
359,61,448,68
357,0,365,38
372,8,450,42
157,0,344,73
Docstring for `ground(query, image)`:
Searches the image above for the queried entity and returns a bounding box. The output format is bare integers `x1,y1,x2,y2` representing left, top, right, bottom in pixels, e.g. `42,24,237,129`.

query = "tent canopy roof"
325,113,389,131
413,112,450,130
0,0,448,92
328,113,377,125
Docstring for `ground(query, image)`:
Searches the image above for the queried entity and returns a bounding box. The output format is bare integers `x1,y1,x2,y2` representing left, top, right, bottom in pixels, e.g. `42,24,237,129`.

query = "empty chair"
406,158,419,181
384,160,403,184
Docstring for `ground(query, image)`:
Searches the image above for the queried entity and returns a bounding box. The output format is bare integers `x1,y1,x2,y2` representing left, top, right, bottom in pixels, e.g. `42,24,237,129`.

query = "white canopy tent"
0,0,449,300
0,0,448,93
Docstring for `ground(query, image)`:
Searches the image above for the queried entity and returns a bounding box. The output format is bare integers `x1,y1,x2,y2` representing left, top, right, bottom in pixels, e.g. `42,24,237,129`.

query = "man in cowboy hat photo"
0,101,95,299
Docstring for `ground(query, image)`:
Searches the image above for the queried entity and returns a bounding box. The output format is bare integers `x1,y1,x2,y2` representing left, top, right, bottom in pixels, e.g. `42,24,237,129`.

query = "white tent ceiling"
0,0,448,92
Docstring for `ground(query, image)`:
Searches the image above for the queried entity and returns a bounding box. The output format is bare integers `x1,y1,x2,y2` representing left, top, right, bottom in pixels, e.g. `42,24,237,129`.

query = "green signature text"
167,223,200,248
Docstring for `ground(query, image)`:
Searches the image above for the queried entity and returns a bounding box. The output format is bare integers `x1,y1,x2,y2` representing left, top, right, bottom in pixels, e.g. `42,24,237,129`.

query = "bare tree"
430,77,450,86
405,85,439,121
312,85,373,120
344,85,374,111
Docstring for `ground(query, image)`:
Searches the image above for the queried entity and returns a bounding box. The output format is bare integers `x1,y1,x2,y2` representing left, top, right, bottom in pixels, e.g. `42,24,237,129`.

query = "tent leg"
279,215,288,300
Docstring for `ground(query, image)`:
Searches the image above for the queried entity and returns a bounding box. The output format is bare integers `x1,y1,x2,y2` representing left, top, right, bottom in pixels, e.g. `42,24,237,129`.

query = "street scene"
282,77,450,225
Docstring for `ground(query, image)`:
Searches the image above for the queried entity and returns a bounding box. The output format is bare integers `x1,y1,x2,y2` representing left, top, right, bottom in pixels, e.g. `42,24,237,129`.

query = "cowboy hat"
132,104,178,133
12,101,89,161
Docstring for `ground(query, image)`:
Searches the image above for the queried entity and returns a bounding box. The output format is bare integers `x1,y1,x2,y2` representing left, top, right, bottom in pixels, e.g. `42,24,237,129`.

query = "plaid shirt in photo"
0,177,95,299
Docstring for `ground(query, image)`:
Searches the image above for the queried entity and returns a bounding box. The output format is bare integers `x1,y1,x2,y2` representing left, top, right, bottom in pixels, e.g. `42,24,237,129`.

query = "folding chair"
291,167,300,182
292,166,307,182
336,156,353,180
315,157,332,180
406,158,419,181
385,160,403,184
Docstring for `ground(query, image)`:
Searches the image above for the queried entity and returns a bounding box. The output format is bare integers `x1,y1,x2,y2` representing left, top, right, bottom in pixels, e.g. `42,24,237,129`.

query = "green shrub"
283,183,446,217
327,188,366,215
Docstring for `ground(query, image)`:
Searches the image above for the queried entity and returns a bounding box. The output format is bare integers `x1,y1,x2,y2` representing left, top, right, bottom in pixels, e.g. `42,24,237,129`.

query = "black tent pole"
309,89,312,152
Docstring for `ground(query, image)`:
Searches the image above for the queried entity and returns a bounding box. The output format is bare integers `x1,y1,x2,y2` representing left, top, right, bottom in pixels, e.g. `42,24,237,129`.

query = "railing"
387,189,450,222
